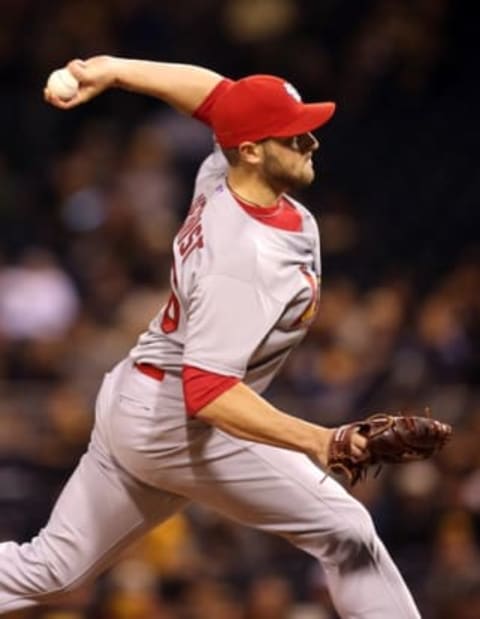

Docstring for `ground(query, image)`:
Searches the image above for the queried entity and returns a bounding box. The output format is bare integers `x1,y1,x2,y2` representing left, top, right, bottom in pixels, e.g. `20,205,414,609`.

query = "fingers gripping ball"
328,412,452,486
46,68,79,101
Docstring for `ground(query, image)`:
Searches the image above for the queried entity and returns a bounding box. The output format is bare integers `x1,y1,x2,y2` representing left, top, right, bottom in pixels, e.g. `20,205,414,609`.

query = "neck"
227,167,284,207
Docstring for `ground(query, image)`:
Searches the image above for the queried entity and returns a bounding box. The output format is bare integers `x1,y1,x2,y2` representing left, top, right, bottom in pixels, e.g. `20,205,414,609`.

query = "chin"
297,169,315,187
306,169,315,183
267,167,314,193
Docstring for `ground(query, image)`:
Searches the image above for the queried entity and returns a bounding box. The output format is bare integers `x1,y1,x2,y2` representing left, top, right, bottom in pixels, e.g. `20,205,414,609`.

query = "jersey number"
161,291,180,333
161,263,180,333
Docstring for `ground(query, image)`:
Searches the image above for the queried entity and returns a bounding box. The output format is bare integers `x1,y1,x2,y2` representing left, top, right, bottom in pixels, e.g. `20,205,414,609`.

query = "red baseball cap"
210,75,336,148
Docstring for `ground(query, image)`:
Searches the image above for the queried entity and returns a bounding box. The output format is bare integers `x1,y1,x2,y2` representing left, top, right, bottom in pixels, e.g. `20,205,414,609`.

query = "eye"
279,136,301,150
296,133,316,152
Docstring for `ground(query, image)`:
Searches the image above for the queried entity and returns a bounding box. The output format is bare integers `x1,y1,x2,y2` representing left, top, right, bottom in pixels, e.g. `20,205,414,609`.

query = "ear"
237,141,264,165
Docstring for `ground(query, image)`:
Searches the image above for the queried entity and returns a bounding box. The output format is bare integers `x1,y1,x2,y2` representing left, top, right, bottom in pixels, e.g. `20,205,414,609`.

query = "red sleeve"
182,365,240,417
192,78,234,127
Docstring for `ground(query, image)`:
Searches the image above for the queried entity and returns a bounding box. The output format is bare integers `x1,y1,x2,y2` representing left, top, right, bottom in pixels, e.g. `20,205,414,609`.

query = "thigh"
0,429,188,612
27,434,186,590
124,412,363,540
102,362,360,538
41,434,189,585
52,363,191,581
180,435,361,537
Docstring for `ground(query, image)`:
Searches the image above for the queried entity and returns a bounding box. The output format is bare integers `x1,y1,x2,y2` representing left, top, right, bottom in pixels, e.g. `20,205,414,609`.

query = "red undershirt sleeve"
182,365,240,417
192,78,234,127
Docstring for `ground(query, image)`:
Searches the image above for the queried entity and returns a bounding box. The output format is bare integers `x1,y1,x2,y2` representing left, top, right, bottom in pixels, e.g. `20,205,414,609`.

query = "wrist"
105,56,123,88
309,427,334,467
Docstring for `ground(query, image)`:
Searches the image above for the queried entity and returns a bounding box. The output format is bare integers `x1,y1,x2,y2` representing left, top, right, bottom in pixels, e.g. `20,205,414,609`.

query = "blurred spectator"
425,510,480,619
0,248,78,341
245,574,294,619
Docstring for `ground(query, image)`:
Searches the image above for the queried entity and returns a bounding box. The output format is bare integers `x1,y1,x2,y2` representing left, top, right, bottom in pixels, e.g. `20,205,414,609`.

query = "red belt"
134,362,165,382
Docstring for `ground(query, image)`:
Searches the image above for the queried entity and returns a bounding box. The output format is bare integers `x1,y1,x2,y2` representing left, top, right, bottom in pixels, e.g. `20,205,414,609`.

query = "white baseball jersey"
130,146,321,394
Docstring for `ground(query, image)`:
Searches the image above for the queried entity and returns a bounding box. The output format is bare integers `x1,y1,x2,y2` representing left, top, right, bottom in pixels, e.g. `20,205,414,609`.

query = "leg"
105,363,421,619
188,439,420,619
0,375,188,614
120,428,419,617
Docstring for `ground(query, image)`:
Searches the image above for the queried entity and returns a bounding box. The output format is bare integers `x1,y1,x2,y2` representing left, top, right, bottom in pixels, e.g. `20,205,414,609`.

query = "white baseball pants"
0,359,421,618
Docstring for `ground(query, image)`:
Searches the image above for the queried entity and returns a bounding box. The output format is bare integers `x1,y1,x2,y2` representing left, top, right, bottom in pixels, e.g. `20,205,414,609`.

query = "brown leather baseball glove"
328,412,452,486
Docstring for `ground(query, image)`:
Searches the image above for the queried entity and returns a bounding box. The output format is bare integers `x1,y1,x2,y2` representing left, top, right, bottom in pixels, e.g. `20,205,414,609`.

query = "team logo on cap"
284,82,302,102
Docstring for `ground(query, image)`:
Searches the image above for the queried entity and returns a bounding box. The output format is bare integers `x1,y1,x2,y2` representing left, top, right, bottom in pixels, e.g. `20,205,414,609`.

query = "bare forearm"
196,382,332,466
46,56,224,114
110,58,224,114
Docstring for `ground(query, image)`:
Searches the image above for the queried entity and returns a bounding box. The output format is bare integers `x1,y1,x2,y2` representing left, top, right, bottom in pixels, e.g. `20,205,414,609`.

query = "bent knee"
326,501,381,574
287,499,381,574
321,532,380,574
25,560,88,600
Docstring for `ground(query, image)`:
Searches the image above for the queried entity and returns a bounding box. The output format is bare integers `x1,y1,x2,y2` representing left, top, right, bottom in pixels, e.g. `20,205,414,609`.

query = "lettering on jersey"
177,194,206,263
161,261,181,334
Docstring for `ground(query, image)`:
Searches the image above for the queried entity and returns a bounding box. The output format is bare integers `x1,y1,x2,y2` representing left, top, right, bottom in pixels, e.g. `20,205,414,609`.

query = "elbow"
182,365,240,418
195,402,222,425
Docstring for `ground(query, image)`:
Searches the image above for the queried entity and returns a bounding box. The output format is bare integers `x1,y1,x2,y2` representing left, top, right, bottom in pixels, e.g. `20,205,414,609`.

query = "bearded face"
259,133,319,193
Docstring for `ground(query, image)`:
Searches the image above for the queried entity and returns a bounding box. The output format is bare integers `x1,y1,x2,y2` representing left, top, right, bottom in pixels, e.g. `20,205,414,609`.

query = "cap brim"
270,102,336,138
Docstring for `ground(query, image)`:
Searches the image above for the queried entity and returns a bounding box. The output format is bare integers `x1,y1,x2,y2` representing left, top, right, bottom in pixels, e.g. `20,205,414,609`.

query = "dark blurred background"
0,1,479,618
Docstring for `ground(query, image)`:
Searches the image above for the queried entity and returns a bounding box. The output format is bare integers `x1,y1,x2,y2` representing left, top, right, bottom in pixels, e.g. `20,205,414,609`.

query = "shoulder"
286,195,318,228
194,143,228,193
286,195,321,252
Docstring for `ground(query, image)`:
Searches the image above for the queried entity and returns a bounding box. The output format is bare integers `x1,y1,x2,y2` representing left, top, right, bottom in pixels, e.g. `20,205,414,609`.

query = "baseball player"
0,57,421,618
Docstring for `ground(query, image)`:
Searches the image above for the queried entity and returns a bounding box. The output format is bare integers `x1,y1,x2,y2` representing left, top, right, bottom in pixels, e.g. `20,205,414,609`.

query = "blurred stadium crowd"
0,1,479,618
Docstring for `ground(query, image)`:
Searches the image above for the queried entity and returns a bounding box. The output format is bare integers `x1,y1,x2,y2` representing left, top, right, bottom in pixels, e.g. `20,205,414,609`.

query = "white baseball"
46,68,79,101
